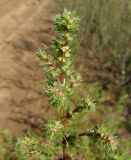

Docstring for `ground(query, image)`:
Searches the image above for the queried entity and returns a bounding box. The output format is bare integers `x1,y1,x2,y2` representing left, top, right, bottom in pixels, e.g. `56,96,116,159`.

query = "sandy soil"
0,0,55,135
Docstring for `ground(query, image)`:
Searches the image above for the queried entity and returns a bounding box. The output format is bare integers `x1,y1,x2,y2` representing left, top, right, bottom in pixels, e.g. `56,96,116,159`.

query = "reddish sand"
0,0,55,135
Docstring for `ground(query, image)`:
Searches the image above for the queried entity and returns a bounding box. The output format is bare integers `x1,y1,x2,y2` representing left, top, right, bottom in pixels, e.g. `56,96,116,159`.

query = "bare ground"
0,0,55,135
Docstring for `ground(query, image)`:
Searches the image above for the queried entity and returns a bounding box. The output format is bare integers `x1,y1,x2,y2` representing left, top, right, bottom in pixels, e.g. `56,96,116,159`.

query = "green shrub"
18,9,118,160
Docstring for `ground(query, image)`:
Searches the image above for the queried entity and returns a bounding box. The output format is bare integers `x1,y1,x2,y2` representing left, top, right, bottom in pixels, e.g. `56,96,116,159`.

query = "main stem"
60,31,70,159
62,114,69,159
62,121,67,159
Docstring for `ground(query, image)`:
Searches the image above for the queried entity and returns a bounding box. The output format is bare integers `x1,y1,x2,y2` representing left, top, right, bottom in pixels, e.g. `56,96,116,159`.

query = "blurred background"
0,0,130,158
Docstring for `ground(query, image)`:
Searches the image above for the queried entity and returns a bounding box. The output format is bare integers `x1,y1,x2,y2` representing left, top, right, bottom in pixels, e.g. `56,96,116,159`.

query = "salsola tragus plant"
15,10,119,160
36,9,119,159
